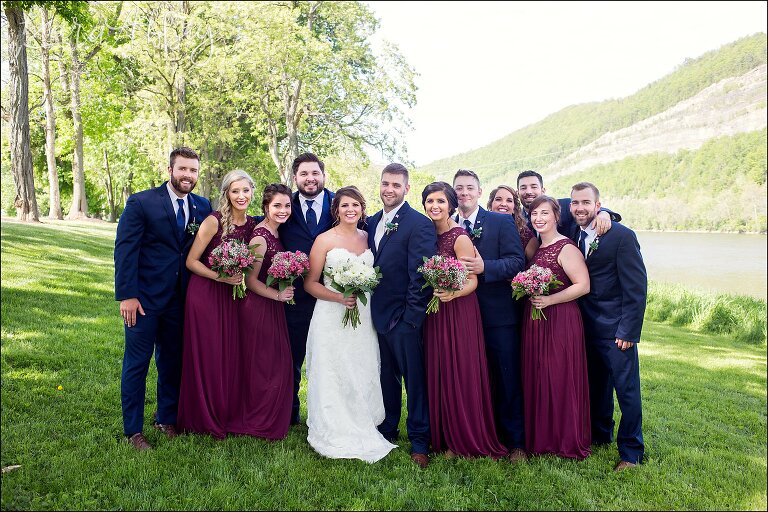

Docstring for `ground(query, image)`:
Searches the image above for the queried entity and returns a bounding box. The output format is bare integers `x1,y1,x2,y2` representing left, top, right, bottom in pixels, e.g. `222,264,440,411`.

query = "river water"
635,231,767,300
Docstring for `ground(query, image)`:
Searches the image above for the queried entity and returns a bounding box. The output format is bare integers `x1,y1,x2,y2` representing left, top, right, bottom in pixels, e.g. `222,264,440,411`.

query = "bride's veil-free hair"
218,170,255,239
331,186,367,227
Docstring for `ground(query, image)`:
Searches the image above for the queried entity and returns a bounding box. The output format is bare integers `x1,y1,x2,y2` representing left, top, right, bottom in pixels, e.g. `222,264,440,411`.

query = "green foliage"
646,282,767,344
548,129,767,232
418,33,767,188
1,220,766,510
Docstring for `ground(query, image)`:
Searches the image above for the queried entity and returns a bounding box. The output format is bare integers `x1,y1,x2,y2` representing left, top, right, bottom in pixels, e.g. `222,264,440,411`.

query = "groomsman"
114,147,212,450
452,169,527,462
516,170,619,235
368,163,436,468
278,152,335,426
569,182,647,471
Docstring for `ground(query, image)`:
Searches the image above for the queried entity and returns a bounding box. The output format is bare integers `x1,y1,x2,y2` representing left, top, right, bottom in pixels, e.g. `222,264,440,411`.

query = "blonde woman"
177,170,258,438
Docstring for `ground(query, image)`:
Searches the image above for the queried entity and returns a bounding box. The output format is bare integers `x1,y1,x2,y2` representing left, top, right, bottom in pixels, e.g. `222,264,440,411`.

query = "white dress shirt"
456,206,480,229
167,182,189,227
578,225,598,258
374,201,405,250
299,190,324,224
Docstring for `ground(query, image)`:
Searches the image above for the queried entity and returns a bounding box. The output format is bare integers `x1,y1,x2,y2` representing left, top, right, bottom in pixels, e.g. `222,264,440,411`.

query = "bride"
303,186,397,463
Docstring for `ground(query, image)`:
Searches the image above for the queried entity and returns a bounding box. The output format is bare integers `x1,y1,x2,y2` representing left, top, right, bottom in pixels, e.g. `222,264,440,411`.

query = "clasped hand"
459,247,484,275
530,295,552,309
339,293,357,309
217,272,244,286
434,289,456,303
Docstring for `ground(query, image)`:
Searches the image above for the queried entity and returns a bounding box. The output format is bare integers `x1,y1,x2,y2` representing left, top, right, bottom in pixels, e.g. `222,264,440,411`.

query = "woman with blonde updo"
178,170,258,439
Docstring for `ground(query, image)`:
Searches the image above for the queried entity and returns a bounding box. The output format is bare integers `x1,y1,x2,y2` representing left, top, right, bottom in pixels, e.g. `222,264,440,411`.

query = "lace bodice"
437,227,469,258
200,211,257,269
519,225,535,250
252,226,284,282
528,238,575,290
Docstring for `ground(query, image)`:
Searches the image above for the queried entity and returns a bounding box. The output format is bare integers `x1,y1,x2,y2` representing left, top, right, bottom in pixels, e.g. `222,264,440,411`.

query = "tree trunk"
41,9,62,220
104,148,116,222
66,32,88,219
5,6,39,221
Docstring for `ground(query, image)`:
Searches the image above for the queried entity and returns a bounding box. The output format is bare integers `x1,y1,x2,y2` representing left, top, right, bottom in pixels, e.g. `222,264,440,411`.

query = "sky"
365,1,768,167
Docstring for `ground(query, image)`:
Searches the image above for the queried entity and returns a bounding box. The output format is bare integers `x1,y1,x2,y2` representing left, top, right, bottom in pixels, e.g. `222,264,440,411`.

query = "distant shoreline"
634,228,766,235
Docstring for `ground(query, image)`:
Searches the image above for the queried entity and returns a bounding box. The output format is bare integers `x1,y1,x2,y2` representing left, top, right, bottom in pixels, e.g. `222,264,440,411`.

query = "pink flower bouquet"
511,264,564,320
266,251,310,305
209,239,259,299
418,255,469,314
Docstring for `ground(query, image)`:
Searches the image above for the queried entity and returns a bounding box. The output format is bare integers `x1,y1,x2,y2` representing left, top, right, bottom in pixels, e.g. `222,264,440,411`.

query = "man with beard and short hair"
517,170,619,236
569,182,647,472
368,163,437,468
115,147,213,450
277,152,336,426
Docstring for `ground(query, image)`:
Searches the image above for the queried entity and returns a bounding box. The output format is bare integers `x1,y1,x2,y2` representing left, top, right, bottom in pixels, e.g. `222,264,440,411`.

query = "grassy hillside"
417,33,767,186
1,220,766,510
547,128,767,232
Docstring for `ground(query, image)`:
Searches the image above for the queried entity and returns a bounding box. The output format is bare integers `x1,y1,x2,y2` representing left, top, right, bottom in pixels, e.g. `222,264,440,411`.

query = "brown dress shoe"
508,448,528,463
127,433,152,451
153,423,178,439
614,460,637,472
410,453,429,469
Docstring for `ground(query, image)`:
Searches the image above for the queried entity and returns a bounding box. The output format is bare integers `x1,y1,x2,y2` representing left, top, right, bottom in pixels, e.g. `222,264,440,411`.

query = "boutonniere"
587,236,600,257
385,221,399,235
469,226,483,240
187,219,200,236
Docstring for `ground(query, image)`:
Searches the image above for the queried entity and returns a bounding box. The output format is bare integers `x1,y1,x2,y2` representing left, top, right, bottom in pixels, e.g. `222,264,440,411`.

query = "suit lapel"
472,207,487,245
159,184,182,245
374,202,410,264
369,211,382,261
292,192,313,237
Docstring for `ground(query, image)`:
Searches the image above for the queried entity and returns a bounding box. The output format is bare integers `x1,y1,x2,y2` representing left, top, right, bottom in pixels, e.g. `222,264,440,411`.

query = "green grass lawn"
1,218,766,510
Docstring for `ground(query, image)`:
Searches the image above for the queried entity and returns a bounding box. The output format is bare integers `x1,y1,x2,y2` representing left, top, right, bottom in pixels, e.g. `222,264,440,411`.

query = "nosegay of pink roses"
418,255,469,314
209,239,261,299
266,251,311,305
511,264,563,320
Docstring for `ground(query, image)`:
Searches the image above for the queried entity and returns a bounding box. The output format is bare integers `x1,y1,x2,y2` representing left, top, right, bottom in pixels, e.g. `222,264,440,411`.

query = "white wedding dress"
305,248,397,463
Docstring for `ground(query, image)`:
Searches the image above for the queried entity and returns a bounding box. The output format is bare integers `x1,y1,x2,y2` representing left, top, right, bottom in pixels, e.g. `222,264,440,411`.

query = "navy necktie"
578,230,588,258
305,199,318,233
176,198,186,235
463,219,472,235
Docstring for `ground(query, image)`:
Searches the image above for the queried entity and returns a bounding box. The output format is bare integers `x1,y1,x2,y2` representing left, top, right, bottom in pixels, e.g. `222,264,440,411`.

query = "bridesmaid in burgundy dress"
487,185,538,263
236,183,295,440
522,195,591,459
178,170,258,438
421,182,508,459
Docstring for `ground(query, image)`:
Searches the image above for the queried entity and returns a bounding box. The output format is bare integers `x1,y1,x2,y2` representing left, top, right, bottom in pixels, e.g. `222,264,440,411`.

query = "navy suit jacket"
572,222,647,343
368,201,437,334
525,198,622,236
276,189,335,316
114,182,212,312
458,207,525,327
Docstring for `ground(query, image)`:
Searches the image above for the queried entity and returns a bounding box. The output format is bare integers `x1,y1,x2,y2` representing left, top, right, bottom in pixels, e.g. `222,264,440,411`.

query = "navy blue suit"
368,201,436,454
114,182,212,436
458,207,526,449
525,198,621,236
572,222,647,464
277,189,334,424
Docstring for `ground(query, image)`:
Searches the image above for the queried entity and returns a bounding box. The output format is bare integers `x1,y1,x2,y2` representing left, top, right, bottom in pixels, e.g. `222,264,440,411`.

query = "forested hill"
416,33,767,232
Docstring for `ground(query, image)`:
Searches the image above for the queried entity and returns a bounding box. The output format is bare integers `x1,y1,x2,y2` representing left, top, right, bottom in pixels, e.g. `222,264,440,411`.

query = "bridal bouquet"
324,259,382,329
208,239,260,299
266,250,311,305
418,255,468,314
511,264,564,320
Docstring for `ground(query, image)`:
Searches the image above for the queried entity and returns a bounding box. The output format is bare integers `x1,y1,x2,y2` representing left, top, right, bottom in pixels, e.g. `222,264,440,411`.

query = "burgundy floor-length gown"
521,238,591,459
235,226,293,439
423,227,508,459
178,212,256,438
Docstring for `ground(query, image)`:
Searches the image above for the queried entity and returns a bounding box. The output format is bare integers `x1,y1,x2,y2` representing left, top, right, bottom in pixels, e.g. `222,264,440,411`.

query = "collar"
299,190,325,207
579,224,597,238
457,206,480,226
383,201,405,222
166,181,188,202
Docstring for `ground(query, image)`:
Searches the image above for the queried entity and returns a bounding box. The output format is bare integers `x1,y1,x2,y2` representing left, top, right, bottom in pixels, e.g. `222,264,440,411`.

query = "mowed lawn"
1,219,766,510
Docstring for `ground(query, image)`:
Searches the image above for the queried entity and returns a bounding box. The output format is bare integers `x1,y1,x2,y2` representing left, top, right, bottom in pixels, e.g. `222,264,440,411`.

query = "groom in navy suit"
368,163,436,468
114,147,212,450
452,169,527,461
277,153,335,425
569,182,647,471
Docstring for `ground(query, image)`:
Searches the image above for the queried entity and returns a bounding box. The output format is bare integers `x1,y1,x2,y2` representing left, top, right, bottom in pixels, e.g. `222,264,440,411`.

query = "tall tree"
40,7,61,218
4,2,39,220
